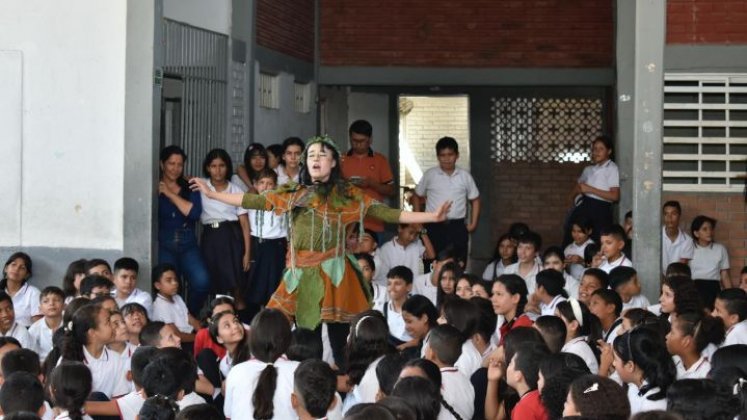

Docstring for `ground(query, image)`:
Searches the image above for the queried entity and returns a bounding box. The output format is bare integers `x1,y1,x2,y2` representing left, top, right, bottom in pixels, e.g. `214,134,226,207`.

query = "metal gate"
162,19,228,177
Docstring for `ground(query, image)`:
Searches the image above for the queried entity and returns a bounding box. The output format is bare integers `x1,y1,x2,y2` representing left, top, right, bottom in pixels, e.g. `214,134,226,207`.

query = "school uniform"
415,165,479,263
540,295,567,316
691,242,730,307
622,294,651,311
420,330,432,358
377,238,426,279
224,357,299,420
245,205,288,308
561,336,599,374
627,381,667,415
482,260,509,281
503,261,541,294
674,355,710,379
114,390,144,420
598,254,633,274
568,159,619,243
111,341,137,397
0,321,31,349
454,340,482,378
661,227,695,273
53,411,93,420
565,239,594,280
412,272,438,306
564,272,580,300
8,282,41,327
152,294,193,334
113,288,153,318
178,392,207,410
81,346,127,398
722,319,747,347
28,317,60,360
370,283,387,313
382,301,412,343
511,389,549,420
604,319,624,345
276,164,299,186
496,314,533,346
438,367,475,420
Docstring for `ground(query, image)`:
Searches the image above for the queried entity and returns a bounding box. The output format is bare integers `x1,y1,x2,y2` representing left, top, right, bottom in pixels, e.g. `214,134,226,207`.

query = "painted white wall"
164,0,232,34
0,0,127,249
348,92,390,158
254,65,317,145
0,51,23,247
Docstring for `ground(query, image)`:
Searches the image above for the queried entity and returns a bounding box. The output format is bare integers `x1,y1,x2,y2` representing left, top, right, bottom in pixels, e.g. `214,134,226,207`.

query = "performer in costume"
190,136,450,332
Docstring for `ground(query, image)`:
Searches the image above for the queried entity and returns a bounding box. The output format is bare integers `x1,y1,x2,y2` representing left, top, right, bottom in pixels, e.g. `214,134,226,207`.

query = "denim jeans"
159,227,210,315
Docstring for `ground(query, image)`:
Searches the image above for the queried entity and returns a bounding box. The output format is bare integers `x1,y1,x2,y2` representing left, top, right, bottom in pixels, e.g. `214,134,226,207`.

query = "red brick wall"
667,0,747,44
320,0,613,67
256,0,314,62
663,192,747,283
490,162,584,249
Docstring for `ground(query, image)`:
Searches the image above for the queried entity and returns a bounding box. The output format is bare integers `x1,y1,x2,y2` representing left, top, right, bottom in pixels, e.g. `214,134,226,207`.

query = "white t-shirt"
622,294,651,311
224,357,299,420
230,174,250,192
598,254,633,274
561,336,599,374
371,283,387,313
8,283,41,327
248,207,287,240
564,272,580,300
723,320,747,347
342,355,384,414
503,261,541,294
152,294,193,334
384,302,412,342
113,288,153,318
565,239,594,280
276,164,299,186
454,340,482,378
482,260,509,281
540,295,567,316
110,341,137,397
114,390,144,420
28,317,60,361
412,272,438,307
577,159,619,202
81,346,128,398
662,227,695,273
377,238,426,279
0,322,31,349
53,412,92,420
178,392,207,410
200,179,249,224
627,382,667,415
674,355,710,379
690,242,730,281
415,166,480,219
438,367,475,420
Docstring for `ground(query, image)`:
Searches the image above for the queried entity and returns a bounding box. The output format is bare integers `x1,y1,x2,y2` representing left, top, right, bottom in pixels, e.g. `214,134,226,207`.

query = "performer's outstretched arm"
189,177,244,206
398,200,451,224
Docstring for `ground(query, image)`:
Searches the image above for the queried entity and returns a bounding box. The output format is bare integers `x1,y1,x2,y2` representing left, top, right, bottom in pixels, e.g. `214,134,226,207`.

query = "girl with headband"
556,299,603,374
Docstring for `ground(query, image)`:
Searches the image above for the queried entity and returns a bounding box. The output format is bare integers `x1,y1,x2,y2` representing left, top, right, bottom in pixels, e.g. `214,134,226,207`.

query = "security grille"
162,19,228,177
490,97,604,163
663,73,747,192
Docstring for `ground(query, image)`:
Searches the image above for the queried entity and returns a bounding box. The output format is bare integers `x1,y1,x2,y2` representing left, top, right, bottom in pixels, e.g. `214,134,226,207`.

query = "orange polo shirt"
341,149,394,232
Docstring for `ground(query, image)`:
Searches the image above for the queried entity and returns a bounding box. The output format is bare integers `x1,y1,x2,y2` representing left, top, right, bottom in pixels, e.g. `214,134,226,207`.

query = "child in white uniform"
28,286,64,361
151,264,201,343
2,252,41,327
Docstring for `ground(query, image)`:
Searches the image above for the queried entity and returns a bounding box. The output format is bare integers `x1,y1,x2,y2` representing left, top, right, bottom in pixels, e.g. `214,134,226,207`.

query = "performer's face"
306,143,336,183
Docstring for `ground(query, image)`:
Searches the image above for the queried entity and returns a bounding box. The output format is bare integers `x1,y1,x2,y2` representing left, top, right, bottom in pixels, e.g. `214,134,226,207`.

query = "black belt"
204,220,239,229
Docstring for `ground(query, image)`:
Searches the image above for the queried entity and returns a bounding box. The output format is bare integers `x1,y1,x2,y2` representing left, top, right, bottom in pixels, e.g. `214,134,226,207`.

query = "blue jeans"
158,227,210,315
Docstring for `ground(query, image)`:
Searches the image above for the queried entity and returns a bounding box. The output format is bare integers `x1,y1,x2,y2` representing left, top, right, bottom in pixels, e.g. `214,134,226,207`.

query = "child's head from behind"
491,274,528,318
570,217,593,245
599,225,627,261
0,371,44,417
141,357,185,400
578,268,608,305
131,346,159,389
139,395,179,420
390,376,441,420
50,362,91,414
113,257,139,296
608,266,640,299
152,264,179,298
375,353,407,399
517,232,542,263
292,359,337,418
425,324,462,367
713,288,747,329
506,342,550,390
563,374,630,420
287,328,322,362
441,296,479,339
667,378,740,420
533,315,567,354
386,266,413,302
396,224,420,248
250,309,291,363
354,253,375,283
402,295,438,340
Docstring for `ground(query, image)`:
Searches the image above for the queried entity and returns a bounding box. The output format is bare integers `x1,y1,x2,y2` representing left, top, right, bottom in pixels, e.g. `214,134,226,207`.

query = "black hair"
159,145,190,200
592,288,623,317
1,252,32,291
541,245,565,264
287,327,323,362
581,268,609,289
556,300,603,345
0,372,44,416
570,216,594,234
613,327,676,400
40,286,65,301
91,294,116,307
43,298,92,377
207,311,250,365
435,136,459,154
717,288,747,320
663,200,682,215
487,234,518,280
441,296,479,341
470,296,498,344
3,412,42,420
79,274,114,297
297,141,347,194
583,242,601,266
266,144,283,161
345,404,396,420
140,321,167,347
154,347,197,395
345,311,392,387
0,291,14,308
517,231,542,252
202,148,234,179
242,143,268,183
50,362,92,420
377,396,417,420
349,119,373,137
292,359,336,417
622,308,666,334
511,342,550,389
599,224,627,242
691,215,717,246
142,358,183,399
536,269,568,298
281,136,305,155
139,395,179,420
400,358,463,420
62,259,87,298
742,265,747,276
113,257,139,274
1,349,40,377
402,295,439,328
375,353,407,397
568,374,631,420
663,276,704,315
436,262,461,308
666,262,692,279
709,345,747,418
391,376,441,420
673,311,725,353
131,346,159,388
608,266,637,290
495,274,529,317
508,222,530,240
534,315,568,354
538,352,590,382
202,296,237,325
121,302,149,320
540,368,588,420
175,404,222,420
387,266,414,285
667,378,739,420
61,304,104,362
0,337,21,349
593,134,613,151
427,324,463,366
354,252,376,272
84,258,111,275
249,309,292,419
152,263,179,298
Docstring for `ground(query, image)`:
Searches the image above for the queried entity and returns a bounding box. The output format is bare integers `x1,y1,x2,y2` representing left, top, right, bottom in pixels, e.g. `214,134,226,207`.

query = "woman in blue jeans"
158,145,210,315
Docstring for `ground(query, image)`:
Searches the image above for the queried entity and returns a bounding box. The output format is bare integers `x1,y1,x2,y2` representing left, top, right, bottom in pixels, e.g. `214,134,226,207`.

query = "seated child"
28,286,64,361
108,311,138,397
0,371,46,418
577,268,608,306
1,252,42,327
533,315,567,354
151,264,200,343
441,297,482,378
50,362,93,420
564,217,595,279
79,274,114,299
594,225,633,274
556,299,601,374
121,303,149,346
62,258,88,304
111,346,159,420
292,360,339,420
380,266,414,348
543,246,580,300
608,266,650,311
529,269,568,317
0,292,31,349
377,223,435,282
374,353,407,401
506,342,551,420
139,321,182,349
112,257,153,316
154,347,207,410
355,253,386,312
504,232,543,294
84,258,113,280
666,312,723,379
588,288,623,345
712,288,747,346
424,324,475,420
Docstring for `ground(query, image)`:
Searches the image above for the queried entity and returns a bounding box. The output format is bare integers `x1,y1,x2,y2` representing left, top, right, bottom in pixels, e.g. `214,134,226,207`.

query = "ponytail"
248,309,291,420
253,363,278,419
440,397,464,420
61,304,100,362
676,311,725,353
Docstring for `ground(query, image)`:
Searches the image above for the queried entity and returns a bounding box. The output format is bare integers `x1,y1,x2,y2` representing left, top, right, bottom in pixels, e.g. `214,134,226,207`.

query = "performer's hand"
189,177,212,197
433,201,452,222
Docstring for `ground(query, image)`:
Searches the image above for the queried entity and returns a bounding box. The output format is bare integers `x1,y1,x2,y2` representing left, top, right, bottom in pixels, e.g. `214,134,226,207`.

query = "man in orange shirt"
341,120,396,235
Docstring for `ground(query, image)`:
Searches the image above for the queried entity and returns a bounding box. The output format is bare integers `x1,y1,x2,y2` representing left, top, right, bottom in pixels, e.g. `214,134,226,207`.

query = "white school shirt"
342,355,384,414
540,295,567,316
28,317,61,360
276,164,299,186
178,392,207,410
690,242,730,281
224,357,299,420
565,239,594,280
454,340,482,378
230,174,250,192
53,411,93,420
598,254,633,274
577,159,619,202
482,260,509,281
722,319,747,347
605,321,624,345
438,367,475,420
113,288,153,318
152,294,193,334
414,166,480,219
662,227,695,273
412,272,438,306
623,294,651,311
114,390,144,420
248,208,287,239
371,283,387,313
564,272,580,300
377,238,426,279
503,261,541,294
562,336,599,374
627,382,667,415
384,301,412,342
0,322,31,349
200,179,249,224
8,283,41,327
81,346,127,398
674,355,710,379
110,341,138,397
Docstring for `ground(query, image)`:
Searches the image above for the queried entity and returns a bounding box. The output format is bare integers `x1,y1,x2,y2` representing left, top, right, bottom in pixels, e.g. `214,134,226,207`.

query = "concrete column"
630,0,666,300
615,0,635,222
